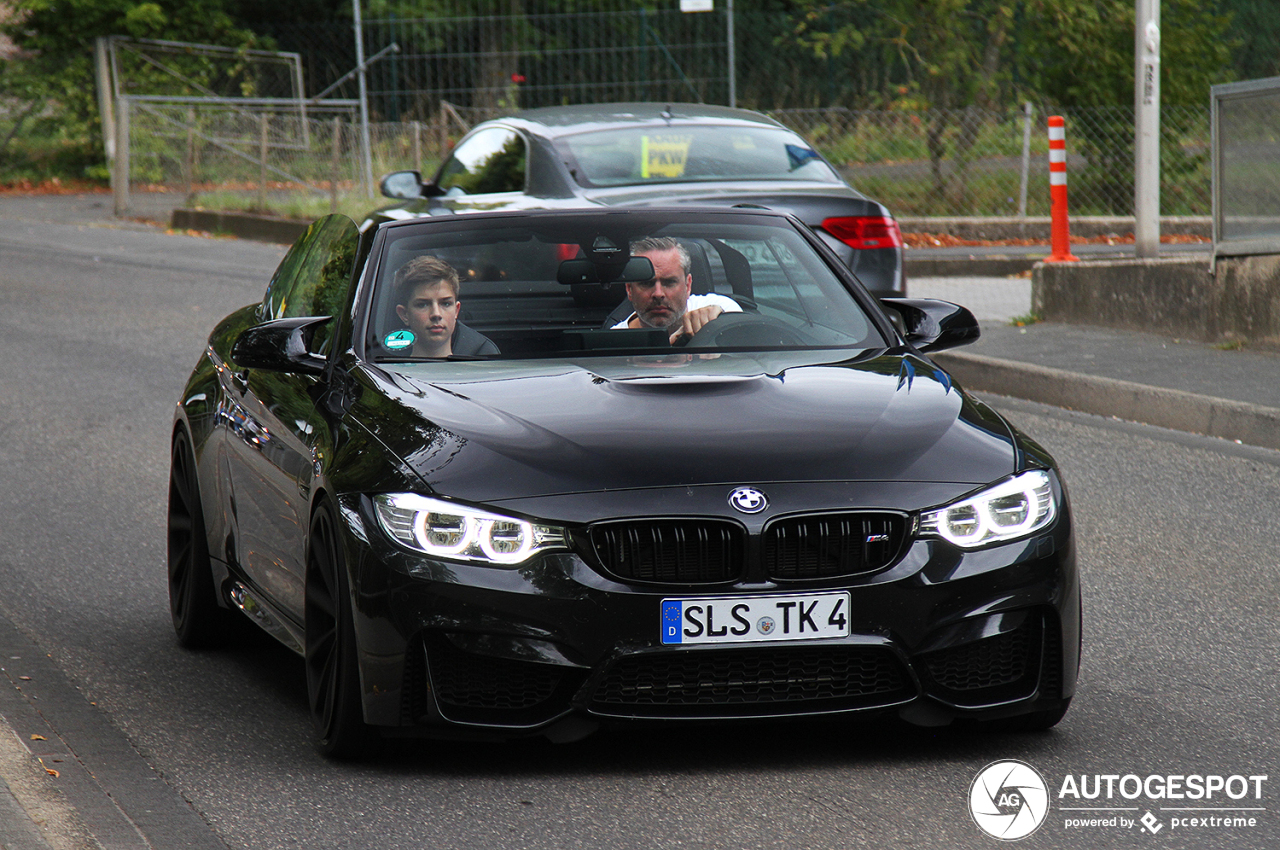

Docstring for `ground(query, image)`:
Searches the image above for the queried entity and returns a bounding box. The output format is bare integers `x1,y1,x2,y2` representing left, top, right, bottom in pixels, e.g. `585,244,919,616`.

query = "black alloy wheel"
168,430,236,648
305,504,377,758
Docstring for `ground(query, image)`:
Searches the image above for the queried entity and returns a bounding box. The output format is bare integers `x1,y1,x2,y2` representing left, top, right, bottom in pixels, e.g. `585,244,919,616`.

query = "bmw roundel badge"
728,486,768,514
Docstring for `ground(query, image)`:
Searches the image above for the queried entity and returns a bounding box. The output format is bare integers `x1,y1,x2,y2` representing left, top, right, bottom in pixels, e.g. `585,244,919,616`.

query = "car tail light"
822,216,903,250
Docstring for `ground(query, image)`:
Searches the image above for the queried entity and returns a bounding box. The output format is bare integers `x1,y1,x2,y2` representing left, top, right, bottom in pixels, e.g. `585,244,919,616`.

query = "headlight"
917,470,1056,549
373,493,567,566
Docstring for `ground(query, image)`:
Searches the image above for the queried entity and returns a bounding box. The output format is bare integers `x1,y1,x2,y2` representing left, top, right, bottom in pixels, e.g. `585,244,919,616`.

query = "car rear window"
557,125,842,187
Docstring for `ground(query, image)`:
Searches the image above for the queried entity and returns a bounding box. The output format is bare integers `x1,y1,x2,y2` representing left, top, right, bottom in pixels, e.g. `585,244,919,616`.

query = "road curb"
905,256,1038,277
935,350,1280,450
0,614,227,850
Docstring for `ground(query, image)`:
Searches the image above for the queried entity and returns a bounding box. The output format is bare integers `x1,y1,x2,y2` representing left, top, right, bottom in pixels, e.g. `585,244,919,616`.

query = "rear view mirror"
557,256,654,286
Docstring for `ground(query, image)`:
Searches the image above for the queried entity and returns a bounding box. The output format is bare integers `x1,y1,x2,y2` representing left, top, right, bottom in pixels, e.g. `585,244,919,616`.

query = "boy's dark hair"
394,256,460,306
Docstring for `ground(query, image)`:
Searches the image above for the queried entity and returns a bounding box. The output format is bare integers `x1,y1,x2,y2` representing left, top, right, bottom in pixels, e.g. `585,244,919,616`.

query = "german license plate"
661,592,850,645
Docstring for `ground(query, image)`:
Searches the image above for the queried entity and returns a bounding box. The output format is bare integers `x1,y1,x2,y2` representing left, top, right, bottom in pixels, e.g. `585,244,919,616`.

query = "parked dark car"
373,103,905,296
169,206,1078,757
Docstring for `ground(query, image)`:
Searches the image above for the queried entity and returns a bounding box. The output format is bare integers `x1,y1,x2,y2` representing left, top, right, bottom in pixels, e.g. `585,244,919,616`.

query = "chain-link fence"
103,6,1215,223
773,104,1210,217
120,98,1211,222
119,99,494,219
267,0,731,120
1212,77,1280,257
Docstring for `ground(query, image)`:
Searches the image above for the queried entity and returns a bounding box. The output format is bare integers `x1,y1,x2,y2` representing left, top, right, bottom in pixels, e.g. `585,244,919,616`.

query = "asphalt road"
0,217,1277,849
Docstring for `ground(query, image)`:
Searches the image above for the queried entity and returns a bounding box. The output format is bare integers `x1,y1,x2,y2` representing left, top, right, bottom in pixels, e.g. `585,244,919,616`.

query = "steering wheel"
680,312,809,348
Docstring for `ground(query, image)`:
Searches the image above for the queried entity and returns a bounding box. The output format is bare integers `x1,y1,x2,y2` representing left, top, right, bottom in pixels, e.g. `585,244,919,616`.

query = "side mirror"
379,170,425,200
232,317,332,376
879,298,980,353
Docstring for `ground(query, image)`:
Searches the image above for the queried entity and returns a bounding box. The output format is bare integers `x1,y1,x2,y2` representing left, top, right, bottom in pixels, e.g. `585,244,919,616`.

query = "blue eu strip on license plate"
661,591,850,645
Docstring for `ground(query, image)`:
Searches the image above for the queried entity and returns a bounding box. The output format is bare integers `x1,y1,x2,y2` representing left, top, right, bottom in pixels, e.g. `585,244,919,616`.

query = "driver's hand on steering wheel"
670,305,723,345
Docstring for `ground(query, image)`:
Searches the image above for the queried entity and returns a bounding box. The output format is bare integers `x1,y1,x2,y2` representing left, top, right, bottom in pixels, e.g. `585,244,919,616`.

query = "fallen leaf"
30,734,46,741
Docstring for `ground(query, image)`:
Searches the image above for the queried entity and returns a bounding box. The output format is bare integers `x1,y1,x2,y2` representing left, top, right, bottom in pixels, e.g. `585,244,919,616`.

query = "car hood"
580,181,889,221
351,351,1017,510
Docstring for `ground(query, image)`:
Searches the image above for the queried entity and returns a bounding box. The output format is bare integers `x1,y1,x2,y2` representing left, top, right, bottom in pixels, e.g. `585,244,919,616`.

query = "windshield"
557,125,842,187
363,211,885,363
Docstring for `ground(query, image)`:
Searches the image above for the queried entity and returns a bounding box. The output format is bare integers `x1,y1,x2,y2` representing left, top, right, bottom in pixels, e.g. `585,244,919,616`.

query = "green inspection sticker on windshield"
384,329,415,351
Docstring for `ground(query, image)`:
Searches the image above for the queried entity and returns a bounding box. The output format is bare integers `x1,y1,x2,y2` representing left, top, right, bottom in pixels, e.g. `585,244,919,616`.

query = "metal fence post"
184,106,196,201
1018,102,1033,224
259,112,270,211
412,119,422,174
331,116,342,213
94,37,116,166
113,97,130,216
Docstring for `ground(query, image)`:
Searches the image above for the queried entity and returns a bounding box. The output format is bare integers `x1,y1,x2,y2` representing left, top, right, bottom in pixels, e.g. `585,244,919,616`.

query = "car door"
222,214,359,616
431,125,542,213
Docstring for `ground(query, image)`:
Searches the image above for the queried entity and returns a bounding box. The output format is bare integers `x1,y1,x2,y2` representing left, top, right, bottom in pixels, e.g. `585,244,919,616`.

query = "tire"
305,504,378,758
168,430,236,648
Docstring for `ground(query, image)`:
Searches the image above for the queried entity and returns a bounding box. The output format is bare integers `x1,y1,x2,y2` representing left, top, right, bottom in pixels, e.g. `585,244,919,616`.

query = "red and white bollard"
1045,115,1078,263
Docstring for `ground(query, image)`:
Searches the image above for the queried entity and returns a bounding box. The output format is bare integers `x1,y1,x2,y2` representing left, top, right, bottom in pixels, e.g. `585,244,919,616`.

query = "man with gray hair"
612,236,740,343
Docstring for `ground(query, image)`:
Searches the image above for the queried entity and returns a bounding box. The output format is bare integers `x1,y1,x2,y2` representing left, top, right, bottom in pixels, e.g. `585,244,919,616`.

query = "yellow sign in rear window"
641,134,693,179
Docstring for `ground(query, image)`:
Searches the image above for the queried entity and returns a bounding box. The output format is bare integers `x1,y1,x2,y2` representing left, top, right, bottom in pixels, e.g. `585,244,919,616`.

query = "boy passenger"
393,256,498,357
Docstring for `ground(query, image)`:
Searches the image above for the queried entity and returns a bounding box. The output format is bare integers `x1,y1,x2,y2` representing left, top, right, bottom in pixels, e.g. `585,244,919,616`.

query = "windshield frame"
352,209,896,367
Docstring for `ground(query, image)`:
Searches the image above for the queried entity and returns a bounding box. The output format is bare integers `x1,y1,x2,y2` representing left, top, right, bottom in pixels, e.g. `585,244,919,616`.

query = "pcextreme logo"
969,761,1270,841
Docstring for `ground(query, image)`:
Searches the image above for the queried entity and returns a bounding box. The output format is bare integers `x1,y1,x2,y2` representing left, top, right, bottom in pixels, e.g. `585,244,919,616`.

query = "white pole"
1134,0,1160,257
353,0,375,197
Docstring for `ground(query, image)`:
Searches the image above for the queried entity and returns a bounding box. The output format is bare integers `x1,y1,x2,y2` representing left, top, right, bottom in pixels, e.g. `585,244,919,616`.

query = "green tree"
1017,0,1234,213
1216,0,1280,80
2,0,261,147
780,0,1020,208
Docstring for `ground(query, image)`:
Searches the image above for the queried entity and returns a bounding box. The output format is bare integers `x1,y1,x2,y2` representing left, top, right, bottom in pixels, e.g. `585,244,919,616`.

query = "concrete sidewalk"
909,275,1280,451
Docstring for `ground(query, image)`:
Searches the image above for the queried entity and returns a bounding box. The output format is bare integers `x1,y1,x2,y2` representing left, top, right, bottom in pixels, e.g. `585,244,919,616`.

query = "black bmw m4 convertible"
168,206,1080,756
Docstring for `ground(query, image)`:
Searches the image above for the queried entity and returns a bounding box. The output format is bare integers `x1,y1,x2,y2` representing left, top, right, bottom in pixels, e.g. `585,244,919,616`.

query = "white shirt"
611,293,742,329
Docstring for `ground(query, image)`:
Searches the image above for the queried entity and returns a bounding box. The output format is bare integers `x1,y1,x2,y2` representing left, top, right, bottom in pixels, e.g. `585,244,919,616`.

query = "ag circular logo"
728,486,768,514
756,616,776,635
968,760,1050,841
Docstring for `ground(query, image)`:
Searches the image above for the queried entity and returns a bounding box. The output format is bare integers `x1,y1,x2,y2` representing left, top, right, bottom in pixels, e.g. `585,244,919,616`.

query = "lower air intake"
589,645,915,718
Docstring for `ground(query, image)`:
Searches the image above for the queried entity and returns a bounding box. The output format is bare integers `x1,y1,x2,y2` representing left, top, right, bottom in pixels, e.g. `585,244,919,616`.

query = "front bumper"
340,493,1080,736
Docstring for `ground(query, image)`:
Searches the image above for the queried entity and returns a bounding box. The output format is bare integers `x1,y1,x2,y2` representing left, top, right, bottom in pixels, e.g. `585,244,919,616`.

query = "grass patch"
185,190,380,222
0,135,108,186
1009,312,1043,327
